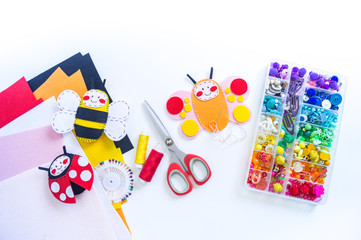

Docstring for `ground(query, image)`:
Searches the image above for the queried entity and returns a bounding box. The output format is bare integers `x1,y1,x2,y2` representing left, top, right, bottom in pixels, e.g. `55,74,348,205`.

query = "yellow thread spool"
135,132,149,168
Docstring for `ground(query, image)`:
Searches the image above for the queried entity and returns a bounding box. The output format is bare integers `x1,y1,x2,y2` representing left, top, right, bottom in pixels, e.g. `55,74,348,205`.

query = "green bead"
305,124,312,130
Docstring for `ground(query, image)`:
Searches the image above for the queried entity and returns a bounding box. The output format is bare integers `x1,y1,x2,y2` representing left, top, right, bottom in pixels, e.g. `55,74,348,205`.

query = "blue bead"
331,76,339,82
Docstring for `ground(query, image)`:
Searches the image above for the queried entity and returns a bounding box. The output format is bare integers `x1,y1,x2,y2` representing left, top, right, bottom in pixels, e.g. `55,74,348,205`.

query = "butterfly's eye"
99,99,106,104
210,86,217,92
83,96,90,100
51,169,56,174
63,159,68,164
196,91,203,97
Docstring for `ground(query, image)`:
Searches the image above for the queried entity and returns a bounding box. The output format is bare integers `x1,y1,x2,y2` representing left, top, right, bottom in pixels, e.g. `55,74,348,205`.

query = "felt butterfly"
39,147,94,204
52,81,130,142
166,68,251,138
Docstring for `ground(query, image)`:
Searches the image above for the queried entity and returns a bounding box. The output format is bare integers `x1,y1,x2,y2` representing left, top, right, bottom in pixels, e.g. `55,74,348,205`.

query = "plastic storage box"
246,60,346,204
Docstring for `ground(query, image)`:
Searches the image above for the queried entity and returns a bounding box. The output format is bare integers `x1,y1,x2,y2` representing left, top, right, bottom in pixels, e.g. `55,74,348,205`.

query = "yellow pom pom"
273,183,283,193
275,155,285,165
324,160,330,166
255,144,262,150
299,142,306,149
276,146,285,155
279,130,285,138
294,146,301,153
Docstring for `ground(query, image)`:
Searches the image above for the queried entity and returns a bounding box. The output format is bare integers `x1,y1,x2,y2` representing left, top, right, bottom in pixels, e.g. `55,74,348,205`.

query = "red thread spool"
139,148,164,183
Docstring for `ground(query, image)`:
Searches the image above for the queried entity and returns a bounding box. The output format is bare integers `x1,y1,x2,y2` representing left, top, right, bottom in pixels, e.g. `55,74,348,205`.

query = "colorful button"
322,99,331,109
228,94,236,102
306,88,316,97
234,105,251,123
181,120,199,137
184,104,192,112
256,133,266,144
166,97,184,115
230,78,248,95
308,96,322,106
329,93,342,106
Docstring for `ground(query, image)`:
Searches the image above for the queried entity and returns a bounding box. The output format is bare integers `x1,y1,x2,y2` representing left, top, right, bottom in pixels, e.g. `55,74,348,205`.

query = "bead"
276,146,284,155
275,155,285,165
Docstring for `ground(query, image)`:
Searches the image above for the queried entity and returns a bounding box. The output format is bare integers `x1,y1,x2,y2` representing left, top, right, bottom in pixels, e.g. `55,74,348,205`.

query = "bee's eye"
83,96,90,100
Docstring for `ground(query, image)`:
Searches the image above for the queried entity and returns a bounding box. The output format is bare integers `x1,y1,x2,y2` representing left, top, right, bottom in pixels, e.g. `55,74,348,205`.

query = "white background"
1,1,361,239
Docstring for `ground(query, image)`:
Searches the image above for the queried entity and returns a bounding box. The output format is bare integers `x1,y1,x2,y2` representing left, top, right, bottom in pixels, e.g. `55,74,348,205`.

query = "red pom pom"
290,185,299,196
300,184,310,194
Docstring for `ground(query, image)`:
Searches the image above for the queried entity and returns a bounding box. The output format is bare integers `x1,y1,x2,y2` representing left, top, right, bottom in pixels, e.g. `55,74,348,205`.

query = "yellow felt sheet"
33,67,88,100
75,131,125,167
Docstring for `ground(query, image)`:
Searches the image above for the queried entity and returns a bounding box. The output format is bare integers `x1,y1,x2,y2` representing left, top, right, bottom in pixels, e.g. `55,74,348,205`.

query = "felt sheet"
33,67,88,101
0,125,64,181
0,168,123,240
27,53,133,153
0,97,58,136
0,77,43,128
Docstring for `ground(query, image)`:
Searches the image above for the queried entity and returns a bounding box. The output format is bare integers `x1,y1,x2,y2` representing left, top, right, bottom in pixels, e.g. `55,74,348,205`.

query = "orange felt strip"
115,207,132,234
33,67,87,101
191,79,229,132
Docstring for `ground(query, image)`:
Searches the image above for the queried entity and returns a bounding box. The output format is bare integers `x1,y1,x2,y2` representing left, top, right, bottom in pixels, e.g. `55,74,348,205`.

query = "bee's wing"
104,119,127,141
220,76,251,124
166,90,203,138
108,100,130,120
57,90,81,112
52,111,76,133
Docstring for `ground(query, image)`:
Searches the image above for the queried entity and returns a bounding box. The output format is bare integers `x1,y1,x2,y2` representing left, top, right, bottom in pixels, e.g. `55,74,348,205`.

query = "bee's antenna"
210,67,213,79
63,146,67,154
38,167,49,171
187,74,197,85
91,80,95,90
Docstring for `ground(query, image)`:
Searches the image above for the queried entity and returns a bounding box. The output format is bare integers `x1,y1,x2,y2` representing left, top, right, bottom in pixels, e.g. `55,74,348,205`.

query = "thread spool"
139,146,164,183
134,132,149,168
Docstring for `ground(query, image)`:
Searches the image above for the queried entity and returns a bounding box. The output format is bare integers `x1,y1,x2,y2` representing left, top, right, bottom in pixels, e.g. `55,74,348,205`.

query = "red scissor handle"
167,163,193,195
184,154,211,185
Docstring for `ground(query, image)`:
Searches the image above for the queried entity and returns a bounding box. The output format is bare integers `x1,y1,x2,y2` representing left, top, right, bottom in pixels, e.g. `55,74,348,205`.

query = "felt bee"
52,82,130,142
166,68,251,138
39,147,94,204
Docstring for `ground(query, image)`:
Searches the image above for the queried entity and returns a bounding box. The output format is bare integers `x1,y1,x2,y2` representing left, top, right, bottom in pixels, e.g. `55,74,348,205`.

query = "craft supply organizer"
246,60,346,204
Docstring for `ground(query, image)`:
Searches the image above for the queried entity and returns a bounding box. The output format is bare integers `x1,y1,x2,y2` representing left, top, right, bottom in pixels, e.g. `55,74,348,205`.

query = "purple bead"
282,64,289,69
298,68,307,77
310,72,319,81
269,68,278,76
323,82,330,90
292,67,299,73
273,62,280,69
291,73,299,80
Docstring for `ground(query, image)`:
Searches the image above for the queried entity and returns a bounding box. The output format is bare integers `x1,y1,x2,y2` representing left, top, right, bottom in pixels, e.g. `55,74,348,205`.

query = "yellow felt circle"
233,105,250,123
181,120,199,137
184,97,190,103
180,111,187,118
184,104,192,112
237,95,244,102
225,87,231,94
228,94,236,102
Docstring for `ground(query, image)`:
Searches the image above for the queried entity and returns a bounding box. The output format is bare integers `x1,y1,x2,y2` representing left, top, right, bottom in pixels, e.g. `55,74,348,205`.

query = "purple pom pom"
329,81,338,90
273,62,280,69
299,68,307,77
269,68,278,77
310,72,319,81
291,73,299,81
292,67,299,73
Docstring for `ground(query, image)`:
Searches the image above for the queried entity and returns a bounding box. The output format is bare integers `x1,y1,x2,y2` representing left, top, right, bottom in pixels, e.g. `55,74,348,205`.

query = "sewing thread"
134,132,149,168
139,148,164,183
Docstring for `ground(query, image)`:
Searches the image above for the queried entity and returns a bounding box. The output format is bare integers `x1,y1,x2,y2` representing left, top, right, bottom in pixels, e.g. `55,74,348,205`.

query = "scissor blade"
144,100,172,144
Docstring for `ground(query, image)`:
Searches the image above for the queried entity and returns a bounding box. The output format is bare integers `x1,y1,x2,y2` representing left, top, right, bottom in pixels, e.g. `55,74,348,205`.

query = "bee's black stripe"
76,107,108,123
74,124,104,140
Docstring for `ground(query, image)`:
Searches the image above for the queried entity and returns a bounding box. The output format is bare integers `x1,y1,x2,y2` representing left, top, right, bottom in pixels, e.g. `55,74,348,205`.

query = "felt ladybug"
39,146,94,204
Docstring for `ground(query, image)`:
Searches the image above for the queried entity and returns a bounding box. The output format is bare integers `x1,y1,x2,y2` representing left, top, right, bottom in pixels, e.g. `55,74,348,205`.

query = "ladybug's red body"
47,153,93,204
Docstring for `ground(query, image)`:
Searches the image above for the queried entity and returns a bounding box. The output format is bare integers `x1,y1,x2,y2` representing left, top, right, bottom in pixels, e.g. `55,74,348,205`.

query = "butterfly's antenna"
38,167,49,171
102,79,107,90
63,146,67,154
187,74,197,85
210,67,213,79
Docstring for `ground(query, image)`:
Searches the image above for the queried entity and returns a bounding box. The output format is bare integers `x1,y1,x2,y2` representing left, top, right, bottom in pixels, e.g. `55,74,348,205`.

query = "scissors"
144,100,212,195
